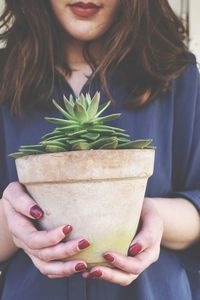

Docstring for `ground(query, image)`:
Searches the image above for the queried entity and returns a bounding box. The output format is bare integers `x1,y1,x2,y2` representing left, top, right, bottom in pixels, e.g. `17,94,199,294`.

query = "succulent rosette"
10,92,153,158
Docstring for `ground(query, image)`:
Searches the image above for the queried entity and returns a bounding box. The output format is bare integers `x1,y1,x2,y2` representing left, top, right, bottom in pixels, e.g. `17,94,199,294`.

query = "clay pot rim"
16,148,155,161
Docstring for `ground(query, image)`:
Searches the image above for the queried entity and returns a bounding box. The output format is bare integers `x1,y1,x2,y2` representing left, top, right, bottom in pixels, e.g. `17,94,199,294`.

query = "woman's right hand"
2,181,90,278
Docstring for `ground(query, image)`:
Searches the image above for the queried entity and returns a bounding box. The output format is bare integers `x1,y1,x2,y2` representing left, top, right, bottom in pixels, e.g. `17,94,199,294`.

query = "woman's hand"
82,197,163,286
2,182,90,278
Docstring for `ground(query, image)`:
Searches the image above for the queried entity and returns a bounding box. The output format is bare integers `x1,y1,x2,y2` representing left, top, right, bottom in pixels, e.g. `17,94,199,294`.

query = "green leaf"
74,102,88,122
117,137,131,143
63,95,76,117
52,100,73,120
81,133,100,141
72,142,91,150
145,146,156,149
9,152,28,158
78,93,88,109
90,137,117,148
68,129,88,137
17,149,45,155
68,139,87,144
95,100,111,118
99,138,118,149
41,140,67,147
85,93,92,106
114,132,130,138
87,91,100,119
55,124,81,132
45,145,66,153
20,144,45,150
89,128,115,135
69,95,75,105
94,113,121,123
117,139,153,149
92,124,125,132
45,117,77,126
41,131,63,140
42,135,65,142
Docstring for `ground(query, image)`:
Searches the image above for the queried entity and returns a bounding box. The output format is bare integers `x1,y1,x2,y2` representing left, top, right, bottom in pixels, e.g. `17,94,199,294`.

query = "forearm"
149,197,200,250
0,200,18,262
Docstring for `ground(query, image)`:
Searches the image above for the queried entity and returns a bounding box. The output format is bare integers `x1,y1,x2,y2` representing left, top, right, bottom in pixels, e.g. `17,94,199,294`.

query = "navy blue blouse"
0,52,200,300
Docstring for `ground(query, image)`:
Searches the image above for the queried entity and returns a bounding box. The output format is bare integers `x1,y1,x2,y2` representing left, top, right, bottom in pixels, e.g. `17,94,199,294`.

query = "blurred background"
169,0,200,63
0,0,199,63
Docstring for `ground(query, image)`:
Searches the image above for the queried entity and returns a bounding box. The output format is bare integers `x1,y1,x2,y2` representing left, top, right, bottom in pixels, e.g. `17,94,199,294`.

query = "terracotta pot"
16,149,155,267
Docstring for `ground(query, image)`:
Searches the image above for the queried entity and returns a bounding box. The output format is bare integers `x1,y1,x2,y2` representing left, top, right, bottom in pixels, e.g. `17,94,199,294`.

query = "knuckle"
133,263,143,275
3,182,19,199
60,270,71,277
2,186,10,200
120,278,133,286
97,267,111,281
144,232,155,246
60,242,79,258
27,238,38,250
46,233,60,246
31,259,46,275
117,259,127,271
67,245,79,257
61,263,75,277
41,269,48,276
152,249,160,262
12,236,21,248
39,265,49,276
39,251,51,262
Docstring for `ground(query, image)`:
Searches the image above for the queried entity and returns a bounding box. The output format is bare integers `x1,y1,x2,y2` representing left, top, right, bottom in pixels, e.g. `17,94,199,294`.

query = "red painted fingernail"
75,263,87,272
78,239,90,250
128,243,142,256
90,270,102,278
104,254,114,262
30,205,43,219
62,225,73,235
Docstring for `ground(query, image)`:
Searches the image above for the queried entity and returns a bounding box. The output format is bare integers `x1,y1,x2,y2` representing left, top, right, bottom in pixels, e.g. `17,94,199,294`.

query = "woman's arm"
0,200,18,262
150,197,200,250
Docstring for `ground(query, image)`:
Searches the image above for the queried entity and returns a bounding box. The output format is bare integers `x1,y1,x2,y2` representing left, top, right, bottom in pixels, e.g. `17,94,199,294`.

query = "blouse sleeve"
171,59,200,270
172,59,200,210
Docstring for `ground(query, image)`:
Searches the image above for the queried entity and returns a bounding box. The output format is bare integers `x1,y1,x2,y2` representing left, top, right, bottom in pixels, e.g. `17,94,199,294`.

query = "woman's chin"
66,32,102,42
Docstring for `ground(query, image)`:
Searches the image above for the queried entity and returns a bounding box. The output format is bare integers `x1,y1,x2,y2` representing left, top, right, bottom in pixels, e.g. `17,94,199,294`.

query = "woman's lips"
69,2,101,18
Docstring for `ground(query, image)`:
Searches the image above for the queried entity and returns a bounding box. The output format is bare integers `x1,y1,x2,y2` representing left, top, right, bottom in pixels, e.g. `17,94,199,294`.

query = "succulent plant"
10,92,153,158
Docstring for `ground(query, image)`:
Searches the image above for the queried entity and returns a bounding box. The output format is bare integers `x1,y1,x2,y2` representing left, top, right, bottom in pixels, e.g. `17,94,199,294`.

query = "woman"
0,0,200,299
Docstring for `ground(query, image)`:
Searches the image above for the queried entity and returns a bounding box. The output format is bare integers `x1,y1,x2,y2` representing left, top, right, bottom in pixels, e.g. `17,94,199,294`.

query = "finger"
3,197,37,235
30,255,87,278
25,238,90,262
20,223,73,250
103,247,159,275
47,275,67,279
128,210,163,257
84,266,136,286
4,200,73,249
2,182,43,219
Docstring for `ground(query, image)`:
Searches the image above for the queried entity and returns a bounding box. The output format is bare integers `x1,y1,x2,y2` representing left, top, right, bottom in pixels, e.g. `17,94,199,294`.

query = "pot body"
16,149,155,267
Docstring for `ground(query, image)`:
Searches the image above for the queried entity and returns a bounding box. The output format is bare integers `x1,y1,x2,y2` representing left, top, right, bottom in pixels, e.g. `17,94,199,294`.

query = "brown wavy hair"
0,0,190,115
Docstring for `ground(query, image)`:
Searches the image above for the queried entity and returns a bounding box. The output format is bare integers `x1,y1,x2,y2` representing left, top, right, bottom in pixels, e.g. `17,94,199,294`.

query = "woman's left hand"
82,198,163,286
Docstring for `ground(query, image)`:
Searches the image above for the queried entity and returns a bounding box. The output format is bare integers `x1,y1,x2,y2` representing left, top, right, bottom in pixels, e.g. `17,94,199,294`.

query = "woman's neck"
65,39,88,69
61,38,103,96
